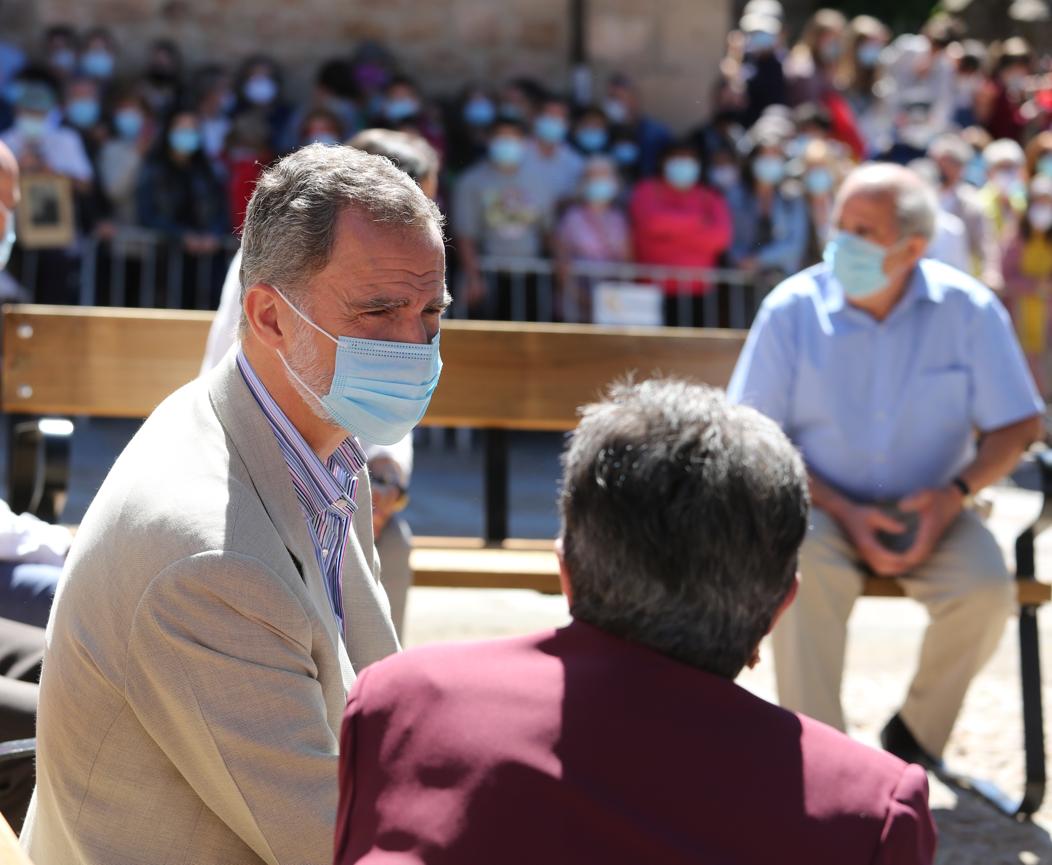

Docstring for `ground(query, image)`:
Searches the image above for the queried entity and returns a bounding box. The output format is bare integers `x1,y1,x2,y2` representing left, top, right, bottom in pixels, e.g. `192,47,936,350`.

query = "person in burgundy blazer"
335,381,937,865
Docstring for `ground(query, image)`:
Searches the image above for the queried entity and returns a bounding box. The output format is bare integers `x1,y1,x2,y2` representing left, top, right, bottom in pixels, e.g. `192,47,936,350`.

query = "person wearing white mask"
23,143,448,865
1003,175,1052,395
729,161,1043,773
523,95,584,203
234,55,290,151
928,133,1002,290
978,138,1027,250
453,116,556,318
78,28,117,84
726,134,808,284
0,79,92,186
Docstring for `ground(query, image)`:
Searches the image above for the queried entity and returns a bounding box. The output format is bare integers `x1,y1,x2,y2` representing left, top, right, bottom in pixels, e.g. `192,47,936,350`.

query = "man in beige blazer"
21,143,449,865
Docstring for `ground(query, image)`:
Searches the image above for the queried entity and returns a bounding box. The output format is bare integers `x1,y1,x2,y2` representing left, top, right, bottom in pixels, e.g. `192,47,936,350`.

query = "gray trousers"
771,507,1014,757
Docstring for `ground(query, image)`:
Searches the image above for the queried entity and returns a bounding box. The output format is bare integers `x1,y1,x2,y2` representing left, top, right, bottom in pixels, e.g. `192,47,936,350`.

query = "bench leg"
1017,604,1046,817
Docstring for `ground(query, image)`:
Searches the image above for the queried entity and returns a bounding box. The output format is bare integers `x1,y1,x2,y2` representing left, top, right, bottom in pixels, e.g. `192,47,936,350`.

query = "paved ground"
48,420,1052,861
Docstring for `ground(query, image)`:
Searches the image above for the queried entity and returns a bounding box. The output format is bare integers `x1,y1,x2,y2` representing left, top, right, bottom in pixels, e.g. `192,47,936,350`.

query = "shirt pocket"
909,367,971,434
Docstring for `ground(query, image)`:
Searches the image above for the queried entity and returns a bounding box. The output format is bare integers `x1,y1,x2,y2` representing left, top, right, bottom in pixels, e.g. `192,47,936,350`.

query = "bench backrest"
1,305,747,429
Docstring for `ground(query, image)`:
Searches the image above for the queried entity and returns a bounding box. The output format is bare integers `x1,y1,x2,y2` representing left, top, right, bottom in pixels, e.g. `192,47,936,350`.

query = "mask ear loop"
273,287,338,345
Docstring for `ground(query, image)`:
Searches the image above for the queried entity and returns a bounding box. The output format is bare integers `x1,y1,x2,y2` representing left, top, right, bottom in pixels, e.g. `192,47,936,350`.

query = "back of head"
347,128,439,187
559,379,809,679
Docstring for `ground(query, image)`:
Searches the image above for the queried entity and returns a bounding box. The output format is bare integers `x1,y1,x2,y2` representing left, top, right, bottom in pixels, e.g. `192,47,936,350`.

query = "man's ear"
766,572,800,636
555,537,573,607
243,284,287,350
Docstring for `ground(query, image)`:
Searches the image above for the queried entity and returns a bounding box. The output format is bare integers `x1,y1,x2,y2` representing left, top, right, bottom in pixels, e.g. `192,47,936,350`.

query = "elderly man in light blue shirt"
728,162,1044,768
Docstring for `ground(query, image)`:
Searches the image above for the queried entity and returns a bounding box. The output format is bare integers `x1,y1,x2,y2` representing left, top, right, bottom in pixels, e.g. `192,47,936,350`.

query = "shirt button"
322,548,330,557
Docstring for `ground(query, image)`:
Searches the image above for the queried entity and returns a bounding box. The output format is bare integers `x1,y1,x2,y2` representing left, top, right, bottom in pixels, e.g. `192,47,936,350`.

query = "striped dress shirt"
237,351,366,634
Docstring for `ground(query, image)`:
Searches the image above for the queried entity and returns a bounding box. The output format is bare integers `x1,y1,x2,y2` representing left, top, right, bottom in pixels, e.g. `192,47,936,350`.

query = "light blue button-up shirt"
728,259,1044,503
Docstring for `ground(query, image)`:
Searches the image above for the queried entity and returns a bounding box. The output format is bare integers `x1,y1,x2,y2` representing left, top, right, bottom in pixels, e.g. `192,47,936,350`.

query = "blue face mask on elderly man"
275,289,443,445
823,231,909,300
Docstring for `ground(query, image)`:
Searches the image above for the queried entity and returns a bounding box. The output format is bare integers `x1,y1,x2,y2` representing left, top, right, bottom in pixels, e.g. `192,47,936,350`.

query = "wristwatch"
951,475,973,505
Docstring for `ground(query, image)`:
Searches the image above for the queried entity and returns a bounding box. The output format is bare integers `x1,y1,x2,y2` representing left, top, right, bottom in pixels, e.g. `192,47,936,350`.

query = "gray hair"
559,379,810,679
834,161,938,241
928,133,974,165
239,143,443,308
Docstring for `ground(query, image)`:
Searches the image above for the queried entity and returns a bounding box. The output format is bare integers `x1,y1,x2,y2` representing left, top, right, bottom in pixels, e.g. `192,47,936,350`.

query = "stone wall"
8,0,731,133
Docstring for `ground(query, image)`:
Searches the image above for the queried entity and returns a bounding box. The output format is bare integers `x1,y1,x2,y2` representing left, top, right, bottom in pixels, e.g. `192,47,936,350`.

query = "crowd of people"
3,7,1052,361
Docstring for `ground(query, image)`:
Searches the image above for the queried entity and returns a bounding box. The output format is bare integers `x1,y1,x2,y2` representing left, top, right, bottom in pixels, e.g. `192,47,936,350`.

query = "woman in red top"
628,141,732,326
976,38,1032,144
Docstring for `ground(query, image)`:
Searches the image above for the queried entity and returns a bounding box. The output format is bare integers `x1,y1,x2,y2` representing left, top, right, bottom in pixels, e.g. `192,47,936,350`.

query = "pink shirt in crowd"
629,180,733,294
556,205,632,264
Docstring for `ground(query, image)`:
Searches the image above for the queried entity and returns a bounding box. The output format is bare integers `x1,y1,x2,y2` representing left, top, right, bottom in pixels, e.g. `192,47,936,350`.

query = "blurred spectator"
78,28,117,90
878,33,955,164
961,124,993,185
1,77,92,185
726,135,808,285
193,64,234,170
1025,130,1052,180
707,144,742,195
1003,174,1052,394
910,157,970,273
497,78,539,125
281,59,359,152
141,39,183,121
63,75,111,232
602,75,671,177
609,126,644,181
349,128,440,201
628,140,732,324
976,38,1032,144
225,111,272,233
447,85,496,172
839,15,889,118
738,13,788,129
980,138,1027,248
553,155,631,322
929,133,1003,289
350,40,396,119
42,25,78,86
952,41,987,129
234,54,291,151
784,9,847,107
524,94,583,203
453,116,554,318
97,90,155,227
800,139,844,265
298,107,343,147
572,105,610,157
136,109,228,262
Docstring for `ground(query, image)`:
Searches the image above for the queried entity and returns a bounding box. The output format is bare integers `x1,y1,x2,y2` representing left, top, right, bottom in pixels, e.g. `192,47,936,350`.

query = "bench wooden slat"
1,305,746,429
409,544,1052,605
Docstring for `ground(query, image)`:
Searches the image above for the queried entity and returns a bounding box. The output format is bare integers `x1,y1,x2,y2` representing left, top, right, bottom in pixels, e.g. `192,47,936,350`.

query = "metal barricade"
9,231,239,310
456,256,771,329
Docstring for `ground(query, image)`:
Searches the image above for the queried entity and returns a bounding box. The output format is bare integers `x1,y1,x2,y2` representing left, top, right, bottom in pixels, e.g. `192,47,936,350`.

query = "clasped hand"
840,487,963,577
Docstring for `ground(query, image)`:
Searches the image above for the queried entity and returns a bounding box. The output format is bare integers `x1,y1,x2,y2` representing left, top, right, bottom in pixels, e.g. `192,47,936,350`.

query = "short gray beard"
284,317,336,425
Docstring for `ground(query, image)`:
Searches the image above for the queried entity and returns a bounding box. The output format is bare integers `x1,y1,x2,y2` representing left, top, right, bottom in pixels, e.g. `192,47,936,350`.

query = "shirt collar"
236,351,366,519
820,259,943,319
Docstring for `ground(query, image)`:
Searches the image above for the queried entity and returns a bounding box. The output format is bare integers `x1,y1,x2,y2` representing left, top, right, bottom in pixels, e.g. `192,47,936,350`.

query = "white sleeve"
200,249,243,376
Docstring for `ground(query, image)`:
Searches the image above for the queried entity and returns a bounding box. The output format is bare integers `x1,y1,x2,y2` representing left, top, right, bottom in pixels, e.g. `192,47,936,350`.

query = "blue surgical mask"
612,140,639,166
858,42,883,68
583,176,618,204
823,230,904,299
534,115,567,144
463,98,495,127
490,135,525,167
0,209,15,271
66,98,100,129
50,49,76,72
576,127,608,153
168,127,201,155
710,164,739,190
962,156,986,187
81,50,115,79
604,99,629,124
277,290,443,445
747,31,777,54
243,76,277,106
1038,154,1052,179
664,156,700,189
753,155,785,185
15,114,47,139
384,97,419,122
805,167,834,195
115,109,144,139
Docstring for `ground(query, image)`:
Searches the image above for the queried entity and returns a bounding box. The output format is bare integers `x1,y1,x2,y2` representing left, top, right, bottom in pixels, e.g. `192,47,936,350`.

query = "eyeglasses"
368,468,409,512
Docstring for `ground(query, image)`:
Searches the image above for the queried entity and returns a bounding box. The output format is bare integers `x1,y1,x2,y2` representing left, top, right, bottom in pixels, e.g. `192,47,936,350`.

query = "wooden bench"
2,302,1050,818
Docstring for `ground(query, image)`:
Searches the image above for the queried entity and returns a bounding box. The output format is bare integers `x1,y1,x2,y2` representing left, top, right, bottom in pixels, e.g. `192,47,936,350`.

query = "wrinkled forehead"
330,213,445,290
833,184,895,228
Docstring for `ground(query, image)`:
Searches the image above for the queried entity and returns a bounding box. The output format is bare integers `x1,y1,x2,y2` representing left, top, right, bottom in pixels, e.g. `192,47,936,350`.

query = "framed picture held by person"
17,174,74,249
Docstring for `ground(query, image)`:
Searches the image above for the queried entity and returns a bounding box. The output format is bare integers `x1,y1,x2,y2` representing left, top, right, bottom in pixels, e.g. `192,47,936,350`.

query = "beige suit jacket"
21,350,400,865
